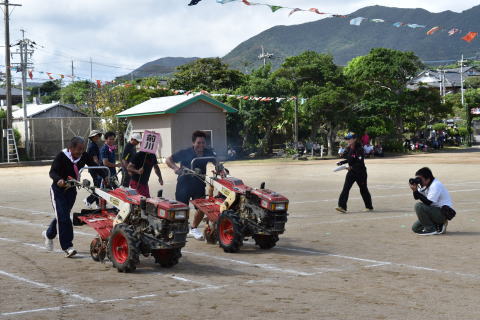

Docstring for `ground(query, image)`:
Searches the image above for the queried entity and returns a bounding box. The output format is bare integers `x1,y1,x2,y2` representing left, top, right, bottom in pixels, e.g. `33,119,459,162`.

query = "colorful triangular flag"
461,32,478,43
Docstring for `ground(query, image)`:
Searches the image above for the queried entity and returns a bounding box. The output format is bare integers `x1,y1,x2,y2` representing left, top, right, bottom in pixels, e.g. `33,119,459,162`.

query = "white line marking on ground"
169,275,217,288
291,188,480,204
0,205,51,215
0,216,96,236
276,246,480,280
183,250,315,276
0,269,96,303
0,305,79,317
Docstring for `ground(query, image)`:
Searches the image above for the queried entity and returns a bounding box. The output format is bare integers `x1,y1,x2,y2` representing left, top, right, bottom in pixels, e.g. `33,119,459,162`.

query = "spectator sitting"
361,131,370,146
363,143,374,157
374,143,384,157
227,147,237,160
338,145,346,157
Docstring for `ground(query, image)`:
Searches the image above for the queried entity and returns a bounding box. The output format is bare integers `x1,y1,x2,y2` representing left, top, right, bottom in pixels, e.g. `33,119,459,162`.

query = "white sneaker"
189,228,204,241
64,247,77,258
83,198,93,209
42,231,53,251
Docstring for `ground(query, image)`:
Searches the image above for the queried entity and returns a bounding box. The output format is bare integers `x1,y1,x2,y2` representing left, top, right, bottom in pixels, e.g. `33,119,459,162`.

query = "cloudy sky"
1,0,478,83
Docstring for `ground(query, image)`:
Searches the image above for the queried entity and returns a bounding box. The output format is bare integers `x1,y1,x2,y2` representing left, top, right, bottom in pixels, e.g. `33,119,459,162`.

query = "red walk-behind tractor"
185,158,289,253
71,167,189,272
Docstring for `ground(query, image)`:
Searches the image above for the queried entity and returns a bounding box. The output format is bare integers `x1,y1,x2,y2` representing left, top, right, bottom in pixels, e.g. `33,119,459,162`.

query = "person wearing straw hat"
84,129,103,208
127,150,163,198
121,132,141,187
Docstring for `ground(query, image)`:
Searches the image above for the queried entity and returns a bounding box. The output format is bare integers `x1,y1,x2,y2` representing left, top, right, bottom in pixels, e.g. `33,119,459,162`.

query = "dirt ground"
1,149,479,320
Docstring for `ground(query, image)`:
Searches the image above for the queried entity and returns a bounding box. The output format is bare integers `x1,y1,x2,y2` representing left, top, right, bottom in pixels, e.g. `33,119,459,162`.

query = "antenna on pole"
258,46,274,67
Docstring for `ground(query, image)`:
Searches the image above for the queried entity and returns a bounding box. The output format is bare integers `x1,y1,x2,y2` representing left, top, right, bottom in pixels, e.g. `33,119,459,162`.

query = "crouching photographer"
409,167,456,235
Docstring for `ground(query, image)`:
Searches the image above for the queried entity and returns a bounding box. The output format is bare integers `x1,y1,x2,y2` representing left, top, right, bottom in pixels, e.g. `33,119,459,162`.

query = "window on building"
201,130,213,148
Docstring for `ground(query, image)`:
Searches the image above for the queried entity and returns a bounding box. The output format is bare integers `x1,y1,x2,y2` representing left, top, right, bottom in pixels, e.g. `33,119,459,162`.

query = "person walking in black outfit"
336,132,373,214
43,136,106,257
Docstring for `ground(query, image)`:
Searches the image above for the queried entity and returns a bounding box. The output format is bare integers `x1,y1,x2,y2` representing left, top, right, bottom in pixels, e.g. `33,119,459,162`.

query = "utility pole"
12,29,35,158
71,60,74,83
294,97,298,149
1,0,21,131
459,54,472,146
89,57,94,116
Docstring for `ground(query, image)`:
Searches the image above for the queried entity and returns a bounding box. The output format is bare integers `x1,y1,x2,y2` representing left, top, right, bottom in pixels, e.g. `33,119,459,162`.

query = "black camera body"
409,177,422,185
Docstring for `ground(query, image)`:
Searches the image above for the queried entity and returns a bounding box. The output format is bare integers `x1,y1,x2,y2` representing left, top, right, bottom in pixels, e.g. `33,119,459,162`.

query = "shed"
117,94,237,160
12,101,87,119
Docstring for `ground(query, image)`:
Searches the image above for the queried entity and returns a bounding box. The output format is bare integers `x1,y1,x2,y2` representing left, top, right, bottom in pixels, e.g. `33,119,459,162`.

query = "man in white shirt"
409,167,454,235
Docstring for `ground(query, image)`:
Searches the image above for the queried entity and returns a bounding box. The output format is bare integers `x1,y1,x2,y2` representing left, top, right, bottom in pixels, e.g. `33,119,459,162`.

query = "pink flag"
139,131,161,154
289,8,302,16
309,8,325,15
448,28,460,36
426,26,440,35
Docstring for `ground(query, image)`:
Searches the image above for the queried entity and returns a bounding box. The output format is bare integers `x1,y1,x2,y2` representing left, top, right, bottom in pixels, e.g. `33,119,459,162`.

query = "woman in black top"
336,132,373,213
44,136,106,257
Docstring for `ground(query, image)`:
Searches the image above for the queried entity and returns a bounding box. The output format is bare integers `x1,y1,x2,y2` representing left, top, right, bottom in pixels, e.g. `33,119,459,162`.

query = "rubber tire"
253,234,279,250
217,210,243,253
90,237,106,262
107,224,140,273
153,248,182,268
204,223,217,244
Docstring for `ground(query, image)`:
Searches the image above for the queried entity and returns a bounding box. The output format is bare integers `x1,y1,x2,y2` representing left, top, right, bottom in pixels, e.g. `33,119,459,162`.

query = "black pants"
121,167,131,188
175,183,205,205
47,185,77,250
338,169,373,210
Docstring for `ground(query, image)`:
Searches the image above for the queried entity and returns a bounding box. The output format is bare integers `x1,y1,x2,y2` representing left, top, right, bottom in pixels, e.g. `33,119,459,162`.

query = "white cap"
130,132,142,142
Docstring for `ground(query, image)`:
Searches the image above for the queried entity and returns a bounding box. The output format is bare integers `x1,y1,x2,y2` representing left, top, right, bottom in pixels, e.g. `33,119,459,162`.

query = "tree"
169,58,245,91
344,48,423,139
95,80,173,141
275,51,350,155
29,80,62,103
226,65,291,154
60,81,92,106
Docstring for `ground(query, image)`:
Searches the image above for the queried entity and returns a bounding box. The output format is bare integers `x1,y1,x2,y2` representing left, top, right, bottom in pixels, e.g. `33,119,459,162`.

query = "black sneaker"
416,228,439,236
436,221,448,234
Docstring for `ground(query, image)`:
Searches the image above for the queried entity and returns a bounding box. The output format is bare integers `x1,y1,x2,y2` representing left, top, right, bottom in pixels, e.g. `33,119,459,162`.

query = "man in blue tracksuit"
166,130,216,240
43,136,106,257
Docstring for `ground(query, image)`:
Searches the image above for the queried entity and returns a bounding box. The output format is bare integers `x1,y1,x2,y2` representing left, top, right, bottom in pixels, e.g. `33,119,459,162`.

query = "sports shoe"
335,207,347,214
363,208,374,212
64,247,77,258
416,228,439,236
436,221,448,234
42,231,53,251
189,228,204,241
83,198,93,209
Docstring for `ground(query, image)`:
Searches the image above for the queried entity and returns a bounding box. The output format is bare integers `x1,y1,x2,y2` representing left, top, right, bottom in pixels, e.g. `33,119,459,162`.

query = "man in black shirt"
84,130,102,208
43,136,106,257
121,133,141,187
166,130,216,240
127,151,163,198
336,132,373,214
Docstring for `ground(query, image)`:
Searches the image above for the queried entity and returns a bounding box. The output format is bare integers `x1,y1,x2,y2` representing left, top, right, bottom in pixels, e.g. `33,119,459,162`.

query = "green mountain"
223,5,480,69
116,57,199,81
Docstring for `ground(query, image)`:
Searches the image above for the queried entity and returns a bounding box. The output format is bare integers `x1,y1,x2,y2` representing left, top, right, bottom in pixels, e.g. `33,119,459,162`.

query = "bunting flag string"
209,0,479,43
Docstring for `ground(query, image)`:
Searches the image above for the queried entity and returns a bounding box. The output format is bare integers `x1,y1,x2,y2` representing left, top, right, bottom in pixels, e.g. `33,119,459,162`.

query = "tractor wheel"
152,248,182,268
203,223,217,244
90,237,106,262
217,210,243,253
107,224,140,272
253,234,279,250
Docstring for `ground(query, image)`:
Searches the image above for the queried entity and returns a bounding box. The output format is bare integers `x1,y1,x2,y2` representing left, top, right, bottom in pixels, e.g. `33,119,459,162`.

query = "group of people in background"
338,131,384,158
